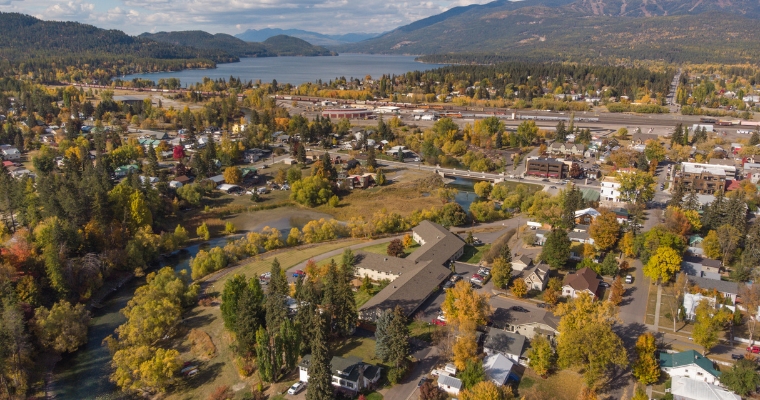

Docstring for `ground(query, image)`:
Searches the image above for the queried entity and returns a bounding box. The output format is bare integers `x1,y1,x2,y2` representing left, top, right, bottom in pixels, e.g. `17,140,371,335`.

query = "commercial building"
322,108,374,119
675,162,737,195
525,158,568,179
600,176,624,205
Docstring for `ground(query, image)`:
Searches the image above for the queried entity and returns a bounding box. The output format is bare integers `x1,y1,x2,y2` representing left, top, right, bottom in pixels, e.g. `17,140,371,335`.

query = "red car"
292,270,305,278
432,318,446,326
747,345,760,353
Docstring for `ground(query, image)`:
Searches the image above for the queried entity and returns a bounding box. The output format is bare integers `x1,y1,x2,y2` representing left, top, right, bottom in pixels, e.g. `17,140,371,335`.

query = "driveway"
382,346,441,400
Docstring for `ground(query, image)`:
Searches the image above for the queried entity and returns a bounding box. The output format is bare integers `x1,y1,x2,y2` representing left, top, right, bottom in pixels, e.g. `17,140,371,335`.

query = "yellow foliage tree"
511,278,528,298
589,211,621,251
460,380,513,400
643,246,682,283
402,234,415,249
442,280,491,333
223,166,242,185
620,231,636,257
632,332,660,385
701,230,722,260
453,332,479,371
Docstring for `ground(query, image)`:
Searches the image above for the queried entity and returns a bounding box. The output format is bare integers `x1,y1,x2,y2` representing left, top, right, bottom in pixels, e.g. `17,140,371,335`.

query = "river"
51,235,241,400
120,54,447,86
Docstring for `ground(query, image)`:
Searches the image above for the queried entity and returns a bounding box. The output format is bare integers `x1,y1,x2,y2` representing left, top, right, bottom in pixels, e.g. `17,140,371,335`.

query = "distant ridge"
140,31,336,57
236,28,381,46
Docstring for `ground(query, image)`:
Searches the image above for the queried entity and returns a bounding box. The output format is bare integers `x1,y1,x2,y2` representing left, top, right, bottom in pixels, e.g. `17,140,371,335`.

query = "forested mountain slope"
339,0,760,65
140,32,336,57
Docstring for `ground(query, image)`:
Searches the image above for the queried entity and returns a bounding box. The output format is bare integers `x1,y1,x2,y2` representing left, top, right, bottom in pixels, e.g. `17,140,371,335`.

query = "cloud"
2,0,495,35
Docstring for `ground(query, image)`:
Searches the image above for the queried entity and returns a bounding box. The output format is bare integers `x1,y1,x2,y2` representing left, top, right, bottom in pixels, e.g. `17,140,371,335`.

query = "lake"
121,54,447,86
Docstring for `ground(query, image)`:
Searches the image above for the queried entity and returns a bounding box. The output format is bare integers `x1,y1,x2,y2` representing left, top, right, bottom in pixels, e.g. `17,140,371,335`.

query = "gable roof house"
299,355,381,394
437,374,462,396
511,255,533,271
483,327,528,364
631,132,659,145
688,276,739,305
562,267,601,300
550,142,585,157
574,208,601,225
681,256,722,281
490,307,560,342
660,350,722,385
669,376,740,400
522,263,550,291
484,353,517,387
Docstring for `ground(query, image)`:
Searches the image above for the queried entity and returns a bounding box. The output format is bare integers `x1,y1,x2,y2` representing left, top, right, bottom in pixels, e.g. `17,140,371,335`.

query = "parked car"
470,274,484,285
260,272,271,279
432,318,446,326
292,270,305,278
288,382,305,394
600,281,611,288
511,306,529,313
537,303,547,309
625,275,633,284
732,354,744,360
747,345,760,354
443,281,455,289
436,313,446,322
478,268,491,277
418,378,427,387
450,275,462,282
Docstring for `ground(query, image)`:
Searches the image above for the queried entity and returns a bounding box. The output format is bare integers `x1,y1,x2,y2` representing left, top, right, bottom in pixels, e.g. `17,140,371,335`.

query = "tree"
739,281,760,344
701,230,721,260
442,280,491,333
290,176,333,207
556,292,627,389
375,168,386,185
616,171,655,205
286,166,303,184
544,277,562,306
385,307,411,376
721,359,760,397
374,309,393,361
402,233,415,248
527,335,554,378
474,181,492,198
692,299,731,355
255,327,273,382
609,276,624,306
460,359,486,389
222,166,242,185
419,381,447,400
266,258,289,333
511,278,528,298
620,231,636,257
286,227,301,246
541,229,571,269
453,332,479,371
644,140,666,162
110,345,181,393
589,211,621,251
598,253,619,276
643,246,682,284
366,145,378,169
387,239,405,257
33,300,90,354
632,332,660,385
306,313,333,400
196,222,210,240
716,224,742,265
663,272,689,333
491,257,512,289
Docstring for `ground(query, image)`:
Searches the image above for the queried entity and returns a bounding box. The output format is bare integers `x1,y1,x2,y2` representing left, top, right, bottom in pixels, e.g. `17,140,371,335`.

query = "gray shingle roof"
688,276,739,295
353,251,422,276
359,261,449,318
489,307,560,331
484,327,527,357
407,221,465,266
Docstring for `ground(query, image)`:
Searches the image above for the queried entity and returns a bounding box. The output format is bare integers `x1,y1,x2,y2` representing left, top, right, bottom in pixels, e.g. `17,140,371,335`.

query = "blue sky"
0,0,493,36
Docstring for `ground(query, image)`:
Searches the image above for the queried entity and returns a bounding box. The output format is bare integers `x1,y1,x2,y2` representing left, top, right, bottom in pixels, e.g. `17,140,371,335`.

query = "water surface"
121,54,447,86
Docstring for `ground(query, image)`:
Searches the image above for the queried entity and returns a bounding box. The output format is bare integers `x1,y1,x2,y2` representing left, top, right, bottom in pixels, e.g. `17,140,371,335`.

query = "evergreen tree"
255,327,273,382
636,151,649,172
280,318,301,371
297,144,306,164
367,145,378,169
671,123,683,147
221,274,247,331
494,131,503,148
541,229,571,269
683,187,700,211
668,181,685,208
146,144,158,176
375,309,393,361
386,306,411,372
234,280,265,356
555,121,567,142
319,152,337,180
266,258,288,333
725,195,747,233
682,127,689,145
702,187,727,231
306,313,333,400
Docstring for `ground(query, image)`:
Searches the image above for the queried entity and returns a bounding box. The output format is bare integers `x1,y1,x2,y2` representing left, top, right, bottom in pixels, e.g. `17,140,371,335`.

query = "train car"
716,121,732,126
700,117,718,124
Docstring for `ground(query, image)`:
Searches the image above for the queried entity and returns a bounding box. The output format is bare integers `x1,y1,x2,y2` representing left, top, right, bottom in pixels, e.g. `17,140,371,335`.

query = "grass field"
361,242,419,257
457,244,491,264
517,368,584,400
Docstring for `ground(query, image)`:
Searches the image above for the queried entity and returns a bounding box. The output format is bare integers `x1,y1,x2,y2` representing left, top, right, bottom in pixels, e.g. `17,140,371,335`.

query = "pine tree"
255,327,273,382
636,151,649,172
555,121,567,142
682,127,689,146
266,258,288,333
671,123,683,147
703,187,727,231
725,195,747,233
375,309,393,361
280,318,301,371
367,145,378,169
297,144,306,164
306,313,333,400
683,187,700,211
668,181,685,208
234,280,265,356
386,306,411,371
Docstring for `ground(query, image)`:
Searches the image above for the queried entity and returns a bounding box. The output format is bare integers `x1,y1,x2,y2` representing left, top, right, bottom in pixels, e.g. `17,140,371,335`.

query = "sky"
0,0,495,36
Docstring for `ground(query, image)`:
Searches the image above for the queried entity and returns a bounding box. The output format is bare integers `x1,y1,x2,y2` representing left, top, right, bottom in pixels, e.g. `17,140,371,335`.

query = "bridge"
435,169,505,183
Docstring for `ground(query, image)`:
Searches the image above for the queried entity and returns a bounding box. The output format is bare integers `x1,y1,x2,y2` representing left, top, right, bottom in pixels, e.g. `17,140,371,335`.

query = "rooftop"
670,376,740,400
688,276,739,295
563,267,601,294
489,307,559,331
437,374,463,390
353,251,423,276
484,353,515,385
484,327,526,357
660,350,721,378
359,261,449,318
407,221,465,267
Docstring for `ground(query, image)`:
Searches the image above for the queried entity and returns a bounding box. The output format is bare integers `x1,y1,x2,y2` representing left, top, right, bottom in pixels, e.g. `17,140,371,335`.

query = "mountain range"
140,31,336,58
235,28,381,46
338,0,760,65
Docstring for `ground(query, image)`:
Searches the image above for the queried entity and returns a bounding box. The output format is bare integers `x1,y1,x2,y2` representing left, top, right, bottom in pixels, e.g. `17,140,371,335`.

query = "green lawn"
332,336,380,364
408,320,438,343
517,368,583,400
355,285,381,308
457,244,491,264
361,242,419,257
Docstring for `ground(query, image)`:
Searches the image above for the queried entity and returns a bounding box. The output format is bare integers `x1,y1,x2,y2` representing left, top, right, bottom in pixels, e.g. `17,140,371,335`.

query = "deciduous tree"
589,211,621,251
460,359,486,389
491,256,511,289
643,246,682,284
442,280,490,333
616,171,655,205
511,278,528,298
608,276,624,306
223,166,242,185
387,239,405,257
527,335,554,378
721,359,760,397
453,332,479,371
33,300,90,354
632,332,660,385
692,299,732,355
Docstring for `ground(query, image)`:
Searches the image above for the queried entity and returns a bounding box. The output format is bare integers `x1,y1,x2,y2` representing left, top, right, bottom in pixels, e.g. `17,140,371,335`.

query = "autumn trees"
443,280,491,370
375,307,411,383
589,210,620,251
632,333,660,385
643,246,682,284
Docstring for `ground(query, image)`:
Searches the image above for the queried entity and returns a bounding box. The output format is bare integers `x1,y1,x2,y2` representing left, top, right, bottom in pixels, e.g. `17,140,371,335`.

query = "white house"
298,355,381,394
659,350,721,386
2,148,20,161
670,376,740,400
484,353,515,387
600,176,623,205
437,374,462,396
522,263,550,291
562,267,600,300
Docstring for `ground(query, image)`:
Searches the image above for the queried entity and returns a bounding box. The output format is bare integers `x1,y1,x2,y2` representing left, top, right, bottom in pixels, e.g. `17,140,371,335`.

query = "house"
114,164,139,178
522,263,550,291
562,267,601,300
683,293,716,320
608,207,630,223
526,158,569,179
207,174,225,185
437,374,462,396
600,176,624,205
660,350,721,385
217,184,244,194
669,376,740,400
299,355,381,394
574,208,601,225
533,230,549,246
549,142,585,157
511,255,533,272
631,132,659,145
568,231,594,245
675,162,737,195
1,147,20,161
484,327,527,363
681,256,722,280
688,276,739,304
490,307,560,342
484,353,517,387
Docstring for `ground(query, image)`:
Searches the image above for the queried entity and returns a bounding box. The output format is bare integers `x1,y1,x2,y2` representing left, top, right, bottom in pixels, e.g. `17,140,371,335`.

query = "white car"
625,275,633,284
288,381,305,394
